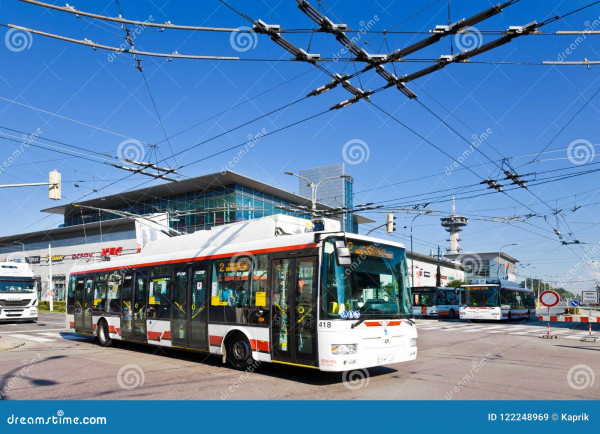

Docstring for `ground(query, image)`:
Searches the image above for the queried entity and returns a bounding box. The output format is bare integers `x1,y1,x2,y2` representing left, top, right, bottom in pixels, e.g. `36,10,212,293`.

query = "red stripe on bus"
364,321,381,327
250,339,270,353
115,328,121,336
108,326,116,333
162,331,171,340
148,331,162,341
92,324,97,331
387,321,402,326
69,321,75,328
70,243,319,275
209,335,224,347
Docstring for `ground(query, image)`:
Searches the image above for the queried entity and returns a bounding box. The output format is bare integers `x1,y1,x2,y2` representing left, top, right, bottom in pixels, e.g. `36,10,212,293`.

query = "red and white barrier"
538,315,600,323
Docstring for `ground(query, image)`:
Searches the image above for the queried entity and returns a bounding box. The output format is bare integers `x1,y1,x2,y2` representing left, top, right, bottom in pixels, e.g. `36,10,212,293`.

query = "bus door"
78,277,94,333
74,276,86,330
120,273,135,340
271,257,318,367
171,264,209,350
133,272,148,341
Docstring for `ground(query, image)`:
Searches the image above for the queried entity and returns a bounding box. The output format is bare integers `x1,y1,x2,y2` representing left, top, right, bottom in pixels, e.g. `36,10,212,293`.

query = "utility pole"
48,244,53,312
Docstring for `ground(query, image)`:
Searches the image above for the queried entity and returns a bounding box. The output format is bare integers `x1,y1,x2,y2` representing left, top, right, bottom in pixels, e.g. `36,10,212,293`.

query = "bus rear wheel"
507,312,512,321
97,320,113,347
225,332,253,370
448,309,456,319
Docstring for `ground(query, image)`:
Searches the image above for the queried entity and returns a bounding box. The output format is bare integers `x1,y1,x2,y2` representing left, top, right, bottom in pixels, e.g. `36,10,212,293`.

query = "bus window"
210,256,254,324
148,267,171,320
107,273,122,313
93,274,108,312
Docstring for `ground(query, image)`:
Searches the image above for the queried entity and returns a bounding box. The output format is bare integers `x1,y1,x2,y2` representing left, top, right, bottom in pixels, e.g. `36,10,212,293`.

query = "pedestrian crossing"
4,331,92,343
416,321,597,340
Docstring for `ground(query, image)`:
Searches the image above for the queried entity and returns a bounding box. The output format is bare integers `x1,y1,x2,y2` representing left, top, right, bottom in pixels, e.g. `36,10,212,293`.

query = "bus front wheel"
97,319,113,347
225,332,253,370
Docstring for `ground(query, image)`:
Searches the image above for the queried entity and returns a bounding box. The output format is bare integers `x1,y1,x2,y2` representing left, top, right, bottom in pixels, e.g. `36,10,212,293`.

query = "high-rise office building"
298,163,357,233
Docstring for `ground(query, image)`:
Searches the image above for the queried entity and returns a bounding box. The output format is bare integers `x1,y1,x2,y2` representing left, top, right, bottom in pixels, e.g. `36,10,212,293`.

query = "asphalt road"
0,312,599,400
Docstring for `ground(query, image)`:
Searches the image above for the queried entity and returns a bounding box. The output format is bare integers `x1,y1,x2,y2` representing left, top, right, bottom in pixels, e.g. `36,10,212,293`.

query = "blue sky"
0,0,600,291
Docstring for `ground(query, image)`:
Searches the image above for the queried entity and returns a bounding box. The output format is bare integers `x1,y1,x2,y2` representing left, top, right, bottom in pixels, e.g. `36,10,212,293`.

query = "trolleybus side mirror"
335,240,352,266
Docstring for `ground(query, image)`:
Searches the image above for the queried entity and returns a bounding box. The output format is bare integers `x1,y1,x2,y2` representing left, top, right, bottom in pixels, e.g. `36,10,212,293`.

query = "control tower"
440,197,468,254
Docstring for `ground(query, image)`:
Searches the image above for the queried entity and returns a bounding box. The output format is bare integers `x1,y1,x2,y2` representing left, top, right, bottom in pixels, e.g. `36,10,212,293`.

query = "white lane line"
510,329,545,335
0,328,66,334
481,325,512,330
563,334,592,340
461,328,490,333
9,334,54,343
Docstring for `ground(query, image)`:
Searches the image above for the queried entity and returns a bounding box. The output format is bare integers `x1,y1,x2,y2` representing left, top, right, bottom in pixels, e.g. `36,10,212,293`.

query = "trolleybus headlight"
410,338,417,347
331,344,357,355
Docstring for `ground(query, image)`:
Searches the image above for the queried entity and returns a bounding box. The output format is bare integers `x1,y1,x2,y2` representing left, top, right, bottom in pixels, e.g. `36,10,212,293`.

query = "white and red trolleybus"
412,286,460,319
459,279,536,321
66,215,417,371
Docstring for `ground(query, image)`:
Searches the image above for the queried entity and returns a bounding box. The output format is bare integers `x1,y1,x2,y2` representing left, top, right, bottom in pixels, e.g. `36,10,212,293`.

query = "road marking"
0,328,66,334
9,334,54,343
510,329,544,335
563,334,593,340
460,328,489,333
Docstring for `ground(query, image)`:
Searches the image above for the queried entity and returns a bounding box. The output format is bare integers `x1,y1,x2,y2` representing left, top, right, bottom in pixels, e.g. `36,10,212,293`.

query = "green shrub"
38,301,66,313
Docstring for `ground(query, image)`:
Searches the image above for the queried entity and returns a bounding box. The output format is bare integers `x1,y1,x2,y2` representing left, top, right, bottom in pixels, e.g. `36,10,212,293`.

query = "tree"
446,279,468,288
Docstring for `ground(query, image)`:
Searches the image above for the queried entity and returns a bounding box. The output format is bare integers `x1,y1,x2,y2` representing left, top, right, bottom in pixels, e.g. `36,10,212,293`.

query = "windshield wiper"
351,315,371,329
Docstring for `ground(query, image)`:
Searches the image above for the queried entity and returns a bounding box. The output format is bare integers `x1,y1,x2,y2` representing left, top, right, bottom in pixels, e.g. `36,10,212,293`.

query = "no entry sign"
539,290,560,307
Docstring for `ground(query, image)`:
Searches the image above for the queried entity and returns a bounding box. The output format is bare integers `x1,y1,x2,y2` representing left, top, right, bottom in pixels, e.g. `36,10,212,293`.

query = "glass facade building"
63,185,312,233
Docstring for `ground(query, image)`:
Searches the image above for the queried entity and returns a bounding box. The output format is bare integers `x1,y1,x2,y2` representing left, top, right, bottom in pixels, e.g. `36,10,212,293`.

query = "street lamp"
410,211,432,288
497,243,517,279
284,171,350,212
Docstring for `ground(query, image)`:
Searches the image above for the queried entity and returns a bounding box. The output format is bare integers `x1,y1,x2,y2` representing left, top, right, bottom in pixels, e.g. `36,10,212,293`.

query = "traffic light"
49,170,61,200
386,213,396,233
